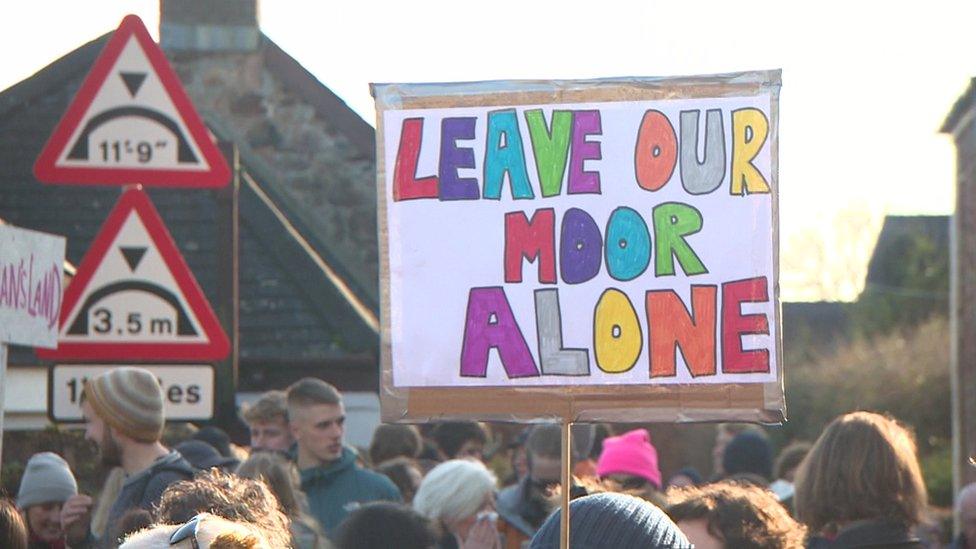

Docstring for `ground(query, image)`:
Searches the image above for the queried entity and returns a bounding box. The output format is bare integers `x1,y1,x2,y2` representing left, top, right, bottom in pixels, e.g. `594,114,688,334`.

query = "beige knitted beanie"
84,367,165,443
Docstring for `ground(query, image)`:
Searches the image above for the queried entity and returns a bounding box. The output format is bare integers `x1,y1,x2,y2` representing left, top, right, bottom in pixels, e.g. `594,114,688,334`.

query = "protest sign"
0,224,66,349
0,224,65,472
373,70,783,423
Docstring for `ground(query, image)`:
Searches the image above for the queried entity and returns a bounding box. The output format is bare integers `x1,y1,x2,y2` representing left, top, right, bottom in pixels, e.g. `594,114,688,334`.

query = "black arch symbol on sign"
66,280,198,336
66,107,198,163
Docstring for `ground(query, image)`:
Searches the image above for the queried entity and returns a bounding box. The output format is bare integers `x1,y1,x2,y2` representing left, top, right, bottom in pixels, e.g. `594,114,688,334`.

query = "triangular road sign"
37,187,230,361
33,15,230,187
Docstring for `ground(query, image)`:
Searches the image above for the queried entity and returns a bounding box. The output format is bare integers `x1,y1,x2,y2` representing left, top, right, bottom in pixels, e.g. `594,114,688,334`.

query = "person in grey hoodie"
60,368,195,548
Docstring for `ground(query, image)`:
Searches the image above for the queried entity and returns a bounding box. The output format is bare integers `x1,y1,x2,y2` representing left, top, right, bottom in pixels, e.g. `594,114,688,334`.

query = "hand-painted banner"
376,75,779,389
0,225,66,348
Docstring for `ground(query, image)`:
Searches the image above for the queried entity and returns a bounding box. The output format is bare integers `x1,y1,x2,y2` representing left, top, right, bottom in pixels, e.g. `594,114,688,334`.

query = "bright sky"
3,1,971,301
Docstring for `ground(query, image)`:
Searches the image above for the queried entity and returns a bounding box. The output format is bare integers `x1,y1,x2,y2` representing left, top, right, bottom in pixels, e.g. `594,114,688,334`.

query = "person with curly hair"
154,469,293,548
119,513,273,548
667,481,806,548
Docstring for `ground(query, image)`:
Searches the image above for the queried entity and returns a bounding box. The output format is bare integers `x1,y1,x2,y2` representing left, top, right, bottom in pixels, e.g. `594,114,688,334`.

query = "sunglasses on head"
169,515,202,549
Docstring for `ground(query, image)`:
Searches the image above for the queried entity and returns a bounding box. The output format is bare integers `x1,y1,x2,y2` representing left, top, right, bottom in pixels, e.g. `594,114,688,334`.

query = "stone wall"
170,50,378,304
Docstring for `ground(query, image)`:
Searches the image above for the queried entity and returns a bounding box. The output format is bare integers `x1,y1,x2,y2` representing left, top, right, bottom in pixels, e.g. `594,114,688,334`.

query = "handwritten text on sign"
384,94,776,387
0,225,65,348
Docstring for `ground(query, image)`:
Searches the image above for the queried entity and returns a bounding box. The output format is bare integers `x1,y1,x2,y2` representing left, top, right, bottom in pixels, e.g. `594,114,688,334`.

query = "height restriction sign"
37,187,229,362
33,15,230,187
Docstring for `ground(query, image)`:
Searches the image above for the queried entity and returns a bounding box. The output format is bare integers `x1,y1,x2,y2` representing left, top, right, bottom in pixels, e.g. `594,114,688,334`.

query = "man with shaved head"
952,483,976,548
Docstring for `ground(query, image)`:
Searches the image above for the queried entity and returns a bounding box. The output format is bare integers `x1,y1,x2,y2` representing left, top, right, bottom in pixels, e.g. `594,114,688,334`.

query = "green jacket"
300,447,402,537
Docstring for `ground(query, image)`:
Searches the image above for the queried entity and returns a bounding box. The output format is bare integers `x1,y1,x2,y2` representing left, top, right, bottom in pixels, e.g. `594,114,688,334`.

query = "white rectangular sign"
50,364,214,421
0,225,65,348
382,91,778,389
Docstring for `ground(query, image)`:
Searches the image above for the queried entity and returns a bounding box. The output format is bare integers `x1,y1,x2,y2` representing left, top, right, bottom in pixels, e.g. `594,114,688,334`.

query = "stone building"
942,79,976,493
0,0,381,444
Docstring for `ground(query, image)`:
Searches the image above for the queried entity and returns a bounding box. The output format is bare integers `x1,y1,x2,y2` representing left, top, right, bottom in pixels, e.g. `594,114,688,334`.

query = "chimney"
160,0,259,52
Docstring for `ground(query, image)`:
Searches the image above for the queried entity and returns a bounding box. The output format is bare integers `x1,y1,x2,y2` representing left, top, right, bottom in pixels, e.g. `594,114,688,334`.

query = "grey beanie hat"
530,492,692,549
16,452,78,509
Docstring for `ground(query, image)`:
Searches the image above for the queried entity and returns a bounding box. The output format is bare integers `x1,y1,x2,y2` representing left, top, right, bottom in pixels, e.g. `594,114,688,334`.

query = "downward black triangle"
120,246,147,272
120,72,147,98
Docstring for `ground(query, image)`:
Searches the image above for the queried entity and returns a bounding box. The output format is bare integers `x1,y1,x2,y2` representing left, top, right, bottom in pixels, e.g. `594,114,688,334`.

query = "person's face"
456,439,484,461
668,474,696,488
25,502,63,542
528,454,561,494
678,519,724,549
452,491,496,539
82,400,121,466
249,417,293,451
291,403,345,464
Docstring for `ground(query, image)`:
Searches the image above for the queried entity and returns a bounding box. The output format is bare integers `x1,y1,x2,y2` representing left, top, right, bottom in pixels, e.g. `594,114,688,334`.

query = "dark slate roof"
0,33,378,389
864,215,949,288
782,301,851,349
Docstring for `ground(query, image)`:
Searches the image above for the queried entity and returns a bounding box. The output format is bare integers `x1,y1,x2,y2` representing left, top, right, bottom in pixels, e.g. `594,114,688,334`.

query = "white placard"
50,364,214,421
383,94,777,388
0,225,66,348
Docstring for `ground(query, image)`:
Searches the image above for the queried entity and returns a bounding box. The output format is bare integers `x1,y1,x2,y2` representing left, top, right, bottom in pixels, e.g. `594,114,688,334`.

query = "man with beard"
287,377,401,537
497,425,564,549
59,368,195,548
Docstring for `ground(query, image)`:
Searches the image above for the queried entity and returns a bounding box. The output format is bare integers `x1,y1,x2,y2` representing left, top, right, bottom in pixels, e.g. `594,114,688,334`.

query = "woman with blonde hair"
794,411,927,548
236,451,330,549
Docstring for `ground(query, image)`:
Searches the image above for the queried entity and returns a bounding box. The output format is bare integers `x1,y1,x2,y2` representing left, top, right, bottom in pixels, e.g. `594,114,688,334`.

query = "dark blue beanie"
722,431,773,480
529,492,691,549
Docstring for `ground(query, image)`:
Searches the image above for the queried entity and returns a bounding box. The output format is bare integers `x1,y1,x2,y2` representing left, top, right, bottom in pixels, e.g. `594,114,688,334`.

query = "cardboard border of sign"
36,186,230,362
33,14,230,188
372,70,784,424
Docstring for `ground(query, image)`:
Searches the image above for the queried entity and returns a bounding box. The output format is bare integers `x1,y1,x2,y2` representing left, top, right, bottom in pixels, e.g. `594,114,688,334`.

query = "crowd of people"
0,366,969,548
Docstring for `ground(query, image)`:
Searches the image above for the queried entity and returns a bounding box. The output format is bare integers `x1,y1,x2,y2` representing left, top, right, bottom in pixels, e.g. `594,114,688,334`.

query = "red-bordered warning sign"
37,187,230,361
33,15,230,187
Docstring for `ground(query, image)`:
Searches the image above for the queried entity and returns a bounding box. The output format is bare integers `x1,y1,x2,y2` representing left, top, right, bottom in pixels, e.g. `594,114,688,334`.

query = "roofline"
0,33,109,120
941,78,976,134
202,111,379,311
243,170,379,333
879,214,950,221
261,35,375,160
0,30,380,328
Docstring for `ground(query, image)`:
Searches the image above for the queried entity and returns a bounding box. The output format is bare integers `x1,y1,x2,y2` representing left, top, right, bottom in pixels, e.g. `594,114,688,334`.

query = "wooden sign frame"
373,70,784,425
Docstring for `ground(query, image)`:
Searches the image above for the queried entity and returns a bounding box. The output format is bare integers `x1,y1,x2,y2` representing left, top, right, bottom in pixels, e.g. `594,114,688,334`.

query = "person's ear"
109,425,132,446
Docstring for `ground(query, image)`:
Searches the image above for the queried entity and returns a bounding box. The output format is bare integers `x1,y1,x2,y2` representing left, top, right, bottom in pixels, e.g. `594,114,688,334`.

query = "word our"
392,107,770,202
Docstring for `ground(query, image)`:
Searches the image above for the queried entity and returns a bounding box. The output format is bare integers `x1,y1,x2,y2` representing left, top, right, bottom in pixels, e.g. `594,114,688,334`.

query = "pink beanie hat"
596,428,661,489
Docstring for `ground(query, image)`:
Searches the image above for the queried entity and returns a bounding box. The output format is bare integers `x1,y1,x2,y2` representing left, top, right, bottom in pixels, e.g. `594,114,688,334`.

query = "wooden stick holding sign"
561,420,572,549
0,224,66,478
